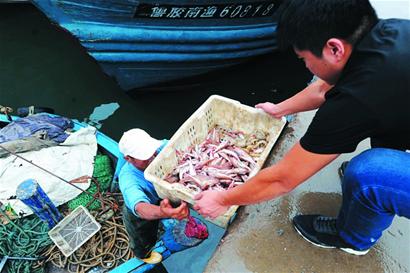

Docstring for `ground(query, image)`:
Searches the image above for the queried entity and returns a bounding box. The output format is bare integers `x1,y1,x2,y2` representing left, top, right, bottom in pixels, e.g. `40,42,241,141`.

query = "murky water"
0,3,311,141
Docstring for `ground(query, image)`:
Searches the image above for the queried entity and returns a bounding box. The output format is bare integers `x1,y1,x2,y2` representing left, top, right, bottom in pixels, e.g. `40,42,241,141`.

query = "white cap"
119,128,162,160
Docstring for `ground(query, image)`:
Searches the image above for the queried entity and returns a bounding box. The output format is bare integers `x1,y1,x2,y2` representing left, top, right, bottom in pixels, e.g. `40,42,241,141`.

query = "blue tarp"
0,113,73,143
163,210,226,273
110,210,226,273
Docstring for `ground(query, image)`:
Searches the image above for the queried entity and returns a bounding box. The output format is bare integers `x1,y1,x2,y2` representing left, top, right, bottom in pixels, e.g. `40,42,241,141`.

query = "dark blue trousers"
337,148,410,250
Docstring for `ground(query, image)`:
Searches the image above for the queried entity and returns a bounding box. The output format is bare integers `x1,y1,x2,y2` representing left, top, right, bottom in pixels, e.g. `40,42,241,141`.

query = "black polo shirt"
300,19,410,154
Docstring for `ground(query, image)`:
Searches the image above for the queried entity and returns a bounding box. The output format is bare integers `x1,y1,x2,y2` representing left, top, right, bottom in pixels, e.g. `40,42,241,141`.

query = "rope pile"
37,154,134,272
39,205,133,273
0,105,13,121
0,105,13,115
0,151,134,272
0,215,51,273
0,198,134,273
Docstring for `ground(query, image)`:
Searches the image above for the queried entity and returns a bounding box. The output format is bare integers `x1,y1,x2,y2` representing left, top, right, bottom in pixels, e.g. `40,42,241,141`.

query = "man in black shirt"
194,0,410,255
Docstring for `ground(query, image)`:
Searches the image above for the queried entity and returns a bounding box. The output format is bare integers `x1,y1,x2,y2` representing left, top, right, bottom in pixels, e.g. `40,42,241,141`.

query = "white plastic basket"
48,206,101,257
145,95,286,227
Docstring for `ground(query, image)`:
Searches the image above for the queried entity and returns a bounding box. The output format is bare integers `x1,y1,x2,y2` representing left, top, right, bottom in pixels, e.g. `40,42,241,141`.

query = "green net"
67,154,113,211
0,154,114,272
0,215,52,273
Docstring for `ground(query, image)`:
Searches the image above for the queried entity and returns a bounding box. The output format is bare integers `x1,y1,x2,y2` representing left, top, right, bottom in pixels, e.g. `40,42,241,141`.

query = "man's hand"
255,102,284,119
193,191,229,219
159,199,189,220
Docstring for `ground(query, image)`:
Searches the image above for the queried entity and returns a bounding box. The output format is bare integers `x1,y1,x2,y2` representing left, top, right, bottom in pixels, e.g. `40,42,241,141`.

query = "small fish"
165,125,268,193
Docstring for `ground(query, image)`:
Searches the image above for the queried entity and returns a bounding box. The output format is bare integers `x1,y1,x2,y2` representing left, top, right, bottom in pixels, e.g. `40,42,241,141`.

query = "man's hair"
277,0,378,56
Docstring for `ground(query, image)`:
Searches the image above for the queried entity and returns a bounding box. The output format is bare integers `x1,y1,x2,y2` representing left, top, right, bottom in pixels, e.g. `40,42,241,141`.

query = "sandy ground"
205,111,410,273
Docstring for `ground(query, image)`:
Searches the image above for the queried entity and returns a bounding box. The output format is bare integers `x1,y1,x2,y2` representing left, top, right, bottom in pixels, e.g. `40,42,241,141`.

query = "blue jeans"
337,148,410,250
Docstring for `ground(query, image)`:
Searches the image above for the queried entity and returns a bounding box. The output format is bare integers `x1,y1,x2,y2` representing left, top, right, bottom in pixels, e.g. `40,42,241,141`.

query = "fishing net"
67,154,113,211
0,215,52,273
0,154,114,273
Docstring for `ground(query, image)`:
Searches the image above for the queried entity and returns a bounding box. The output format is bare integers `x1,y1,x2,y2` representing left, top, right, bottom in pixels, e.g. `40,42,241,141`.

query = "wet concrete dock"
205,111,410,273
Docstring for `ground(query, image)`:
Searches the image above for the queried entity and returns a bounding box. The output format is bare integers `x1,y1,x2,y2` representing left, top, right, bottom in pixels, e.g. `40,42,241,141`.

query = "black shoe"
293,214,369,256
338,161,349,180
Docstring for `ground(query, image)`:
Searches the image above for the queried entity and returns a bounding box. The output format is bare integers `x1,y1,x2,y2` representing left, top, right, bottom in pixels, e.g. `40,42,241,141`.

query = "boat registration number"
134,2,278,19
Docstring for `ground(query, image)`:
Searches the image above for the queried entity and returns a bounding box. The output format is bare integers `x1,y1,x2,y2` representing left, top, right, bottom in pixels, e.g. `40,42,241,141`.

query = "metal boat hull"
30,0,280,90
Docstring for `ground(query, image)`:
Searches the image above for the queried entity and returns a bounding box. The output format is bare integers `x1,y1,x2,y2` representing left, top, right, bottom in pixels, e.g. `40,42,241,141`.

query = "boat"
0,112,166,272
29,0,282,91
0,111,224,273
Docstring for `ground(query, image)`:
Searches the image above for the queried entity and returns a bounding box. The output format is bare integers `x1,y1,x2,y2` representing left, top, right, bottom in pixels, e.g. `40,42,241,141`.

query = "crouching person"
118,128,189,259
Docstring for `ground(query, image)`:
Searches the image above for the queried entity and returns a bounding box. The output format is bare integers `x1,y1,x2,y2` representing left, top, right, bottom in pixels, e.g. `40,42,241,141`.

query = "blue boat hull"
30,0,279,90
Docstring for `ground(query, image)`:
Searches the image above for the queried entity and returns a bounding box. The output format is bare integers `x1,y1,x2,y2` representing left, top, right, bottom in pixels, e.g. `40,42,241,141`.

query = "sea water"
0,3,311,141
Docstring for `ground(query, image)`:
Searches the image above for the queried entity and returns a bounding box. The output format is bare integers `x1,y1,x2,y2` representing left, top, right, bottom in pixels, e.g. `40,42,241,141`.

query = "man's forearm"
218,141,338,207
220,165,292,206
193,143,339,219
135,203,165,220
276,78,332,115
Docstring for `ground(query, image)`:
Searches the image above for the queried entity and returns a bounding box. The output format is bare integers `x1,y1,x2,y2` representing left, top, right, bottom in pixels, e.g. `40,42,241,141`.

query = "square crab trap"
48,206,101,257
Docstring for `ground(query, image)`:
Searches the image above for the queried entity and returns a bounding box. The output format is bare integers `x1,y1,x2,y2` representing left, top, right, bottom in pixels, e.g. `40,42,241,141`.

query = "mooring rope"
0,105,13,121
0,144,133,272
0,215,50,273
39,202,133,273
1,179,132,273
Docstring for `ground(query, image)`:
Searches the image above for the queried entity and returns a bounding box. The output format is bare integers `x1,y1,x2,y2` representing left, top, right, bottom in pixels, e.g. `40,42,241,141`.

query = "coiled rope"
0,144,134,272
0,105,13,115
1,200,134,273
39,202,134,273
0,105,13,121
0,215,50,273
